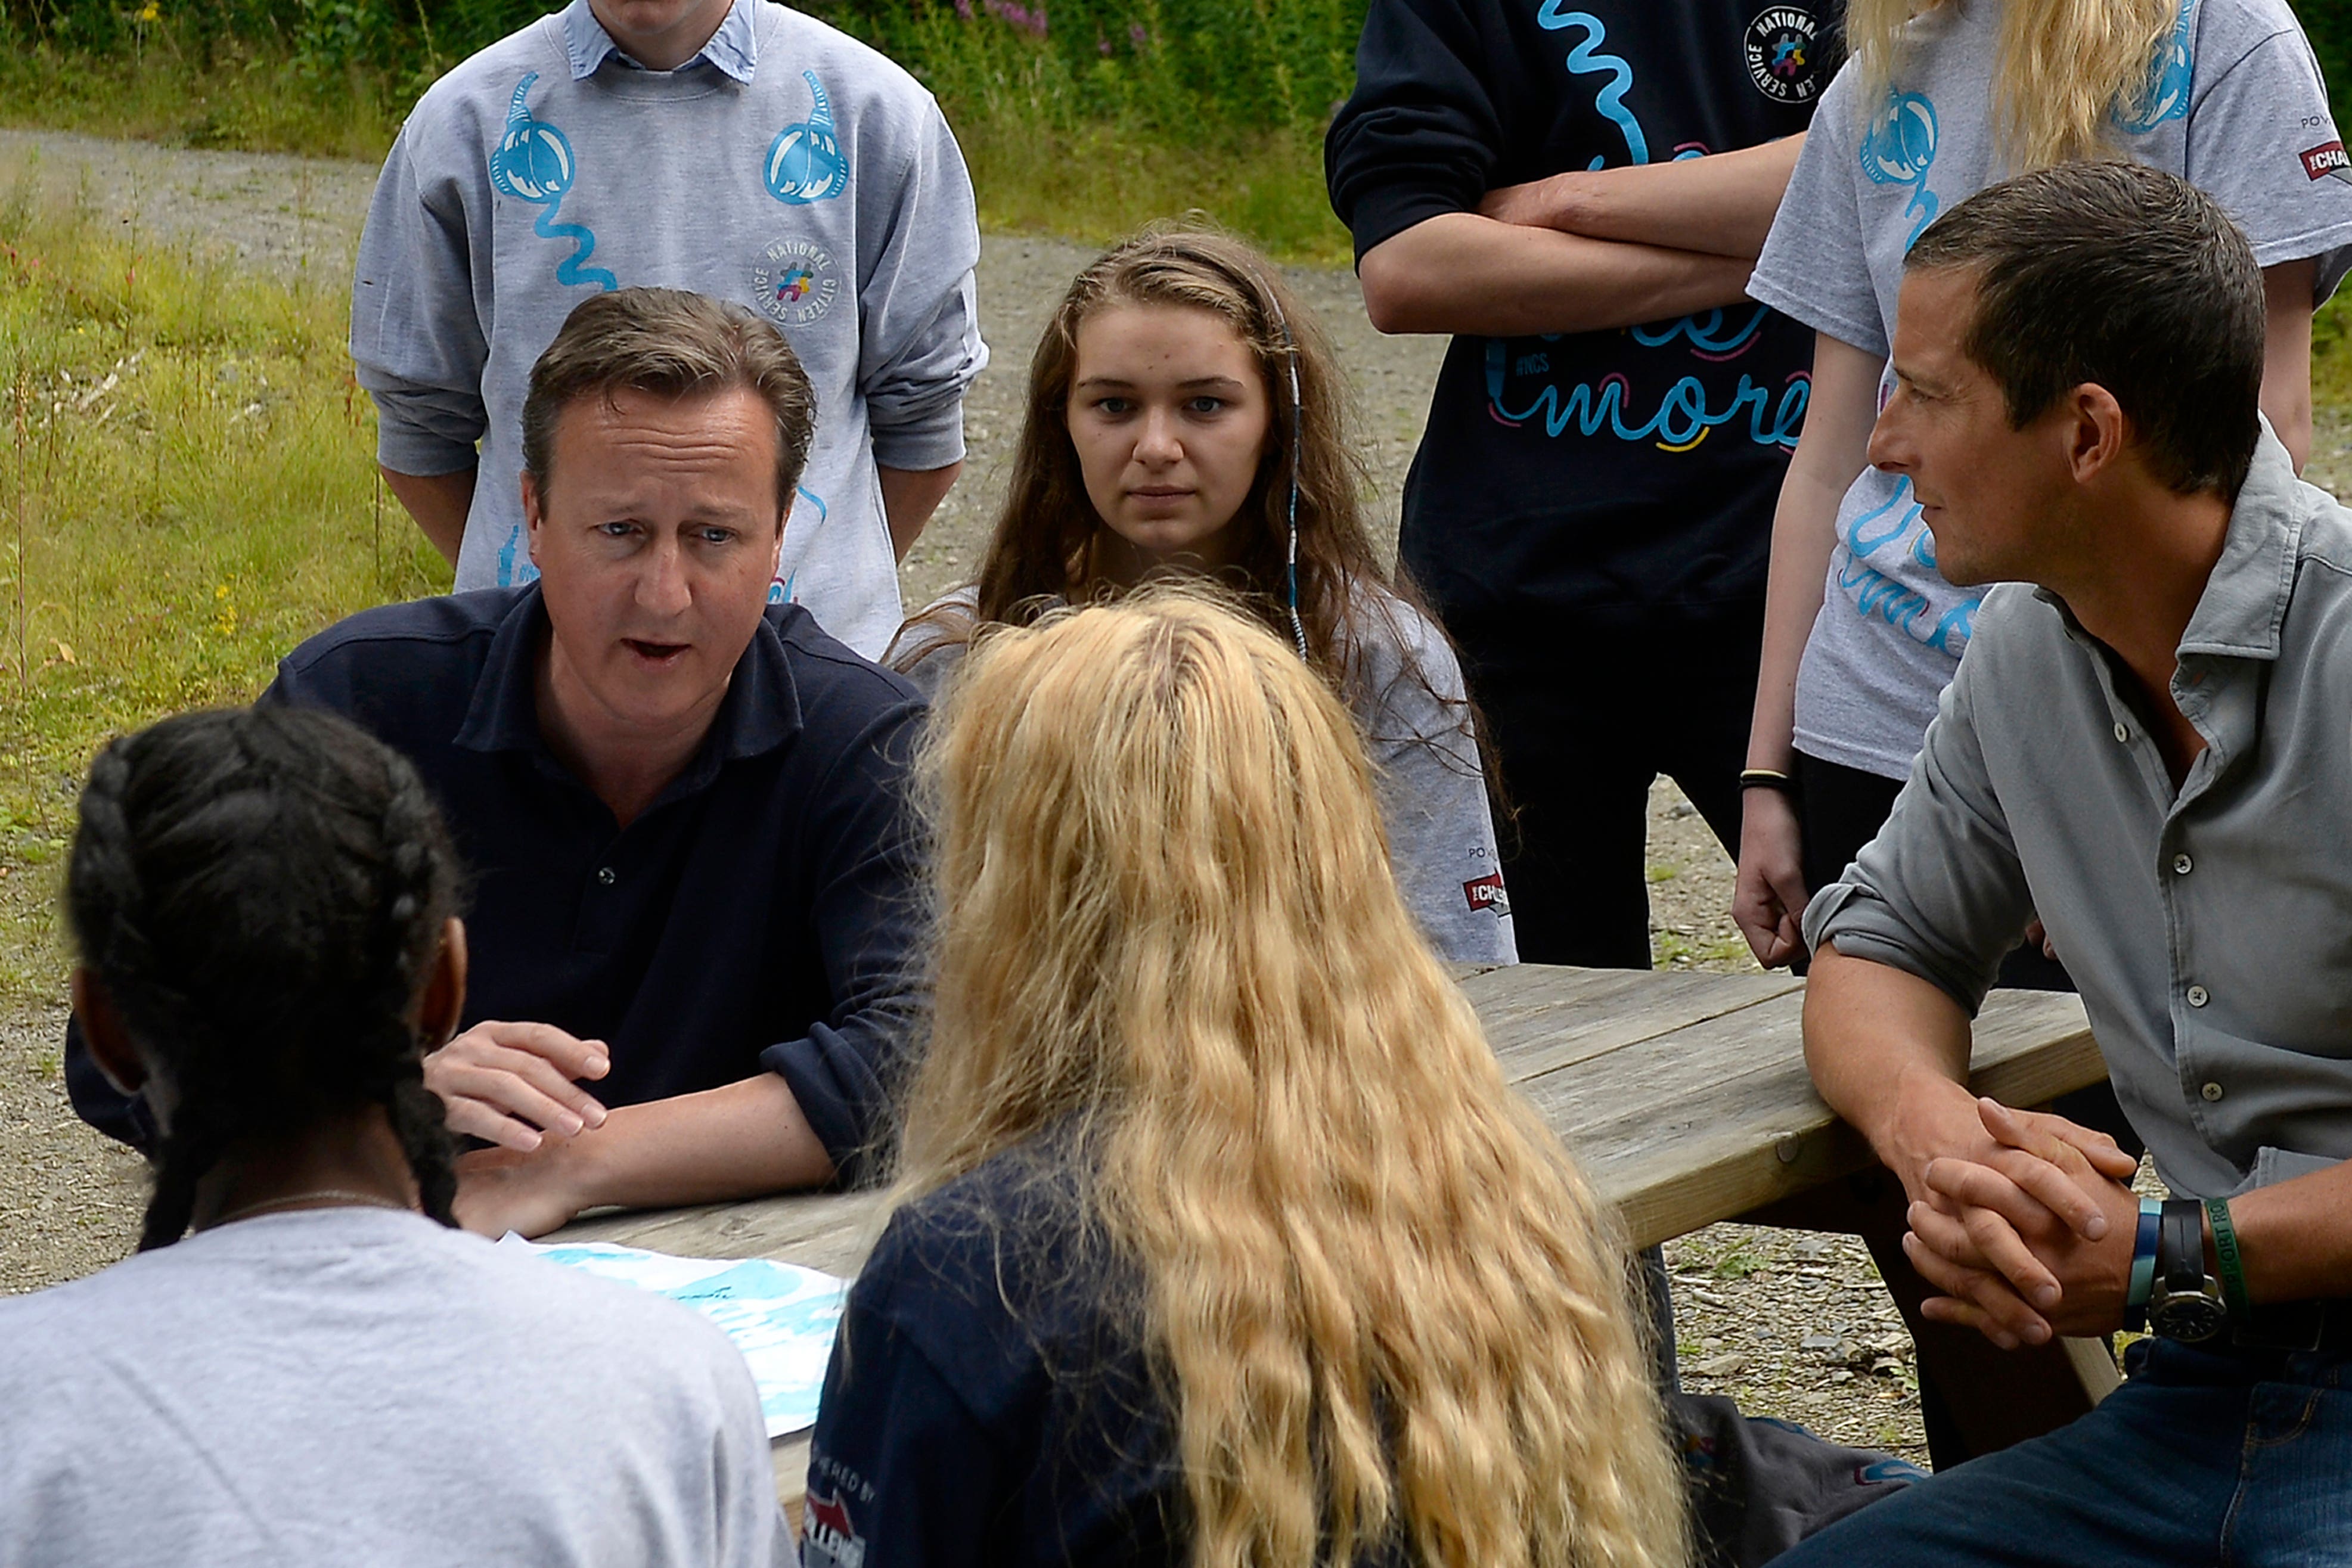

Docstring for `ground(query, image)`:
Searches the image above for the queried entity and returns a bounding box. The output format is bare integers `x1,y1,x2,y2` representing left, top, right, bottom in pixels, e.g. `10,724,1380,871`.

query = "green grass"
0,31,1354,262
0,170,446,996
2316,290,2352,412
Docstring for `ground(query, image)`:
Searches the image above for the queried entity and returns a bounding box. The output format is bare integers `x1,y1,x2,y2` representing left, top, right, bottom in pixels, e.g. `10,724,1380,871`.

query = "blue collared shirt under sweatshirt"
350,0,988,657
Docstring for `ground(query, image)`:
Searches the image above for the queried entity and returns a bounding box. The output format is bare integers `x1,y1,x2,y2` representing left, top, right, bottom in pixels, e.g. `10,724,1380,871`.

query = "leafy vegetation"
0,172,446,993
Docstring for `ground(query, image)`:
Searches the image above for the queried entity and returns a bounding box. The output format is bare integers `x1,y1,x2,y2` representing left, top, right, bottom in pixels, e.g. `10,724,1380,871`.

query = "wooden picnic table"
551,962,2109,1517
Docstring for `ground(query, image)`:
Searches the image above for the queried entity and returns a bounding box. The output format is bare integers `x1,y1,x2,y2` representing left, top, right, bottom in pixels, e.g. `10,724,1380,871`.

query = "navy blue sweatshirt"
806,1147,1419,1568
66,587,925,1179
1326,0,1829,641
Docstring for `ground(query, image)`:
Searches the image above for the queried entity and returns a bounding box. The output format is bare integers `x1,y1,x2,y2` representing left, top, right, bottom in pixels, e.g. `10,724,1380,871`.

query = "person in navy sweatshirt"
68,287,923,1238
1326,1,1823,970
802,593,1687,1568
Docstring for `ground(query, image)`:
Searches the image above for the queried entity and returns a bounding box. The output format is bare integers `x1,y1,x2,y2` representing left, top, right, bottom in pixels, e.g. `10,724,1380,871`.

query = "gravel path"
14,126,2346,1465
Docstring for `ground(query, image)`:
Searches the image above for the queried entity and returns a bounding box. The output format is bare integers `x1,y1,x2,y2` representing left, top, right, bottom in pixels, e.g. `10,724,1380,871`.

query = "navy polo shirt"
66,587,925,1180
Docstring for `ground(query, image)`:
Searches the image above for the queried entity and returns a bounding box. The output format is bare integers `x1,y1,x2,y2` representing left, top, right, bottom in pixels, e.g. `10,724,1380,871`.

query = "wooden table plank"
1554,988,2097,1247
547,966,2107,1516
1467,965,1802,1084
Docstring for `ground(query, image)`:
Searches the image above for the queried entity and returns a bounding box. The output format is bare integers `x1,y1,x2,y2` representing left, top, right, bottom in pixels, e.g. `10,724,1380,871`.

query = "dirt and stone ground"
8,128,2351,1464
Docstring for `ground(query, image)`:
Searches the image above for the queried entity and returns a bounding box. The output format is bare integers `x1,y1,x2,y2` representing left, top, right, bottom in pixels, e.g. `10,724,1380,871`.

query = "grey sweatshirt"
893,588,1519,965
351,0,987,656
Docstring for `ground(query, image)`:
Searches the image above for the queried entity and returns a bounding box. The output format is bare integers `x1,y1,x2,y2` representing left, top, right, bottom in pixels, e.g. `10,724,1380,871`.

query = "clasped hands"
422,1020,613,1237
1897,1093,2142,1350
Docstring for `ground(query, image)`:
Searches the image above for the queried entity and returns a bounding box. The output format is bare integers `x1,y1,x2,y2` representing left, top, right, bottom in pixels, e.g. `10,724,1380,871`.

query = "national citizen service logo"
751,235,840,327
1744,6,1823,104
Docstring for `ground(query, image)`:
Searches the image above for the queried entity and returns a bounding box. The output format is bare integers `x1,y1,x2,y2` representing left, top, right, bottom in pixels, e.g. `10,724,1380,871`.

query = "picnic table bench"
552,962,2112,1517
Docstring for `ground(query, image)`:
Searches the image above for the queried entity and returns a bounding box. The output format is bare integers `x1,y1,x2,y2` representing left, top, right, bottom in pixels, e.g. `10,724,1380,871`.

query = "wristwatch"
2148,1197,2228,1342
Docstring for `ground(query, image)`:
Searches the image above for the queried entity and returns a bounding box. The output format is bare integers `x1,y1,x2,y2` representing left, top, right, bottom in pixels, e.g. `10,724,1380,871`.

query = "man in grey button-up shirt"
1781,164,2352,1568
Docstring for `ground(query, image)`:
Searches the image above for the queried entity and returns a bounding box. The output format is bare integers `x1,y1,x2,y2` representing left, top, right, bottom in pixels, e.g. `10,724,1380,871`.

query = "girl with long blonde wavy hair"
1731,0,2352,1469
803,593,1686,1568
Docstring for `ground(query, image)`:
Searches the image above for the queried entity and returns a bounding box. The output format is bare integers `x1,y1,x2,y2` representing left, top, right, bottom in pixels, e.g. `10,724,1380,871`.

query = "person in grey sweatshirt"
351,0,987,657
889,229,1516,965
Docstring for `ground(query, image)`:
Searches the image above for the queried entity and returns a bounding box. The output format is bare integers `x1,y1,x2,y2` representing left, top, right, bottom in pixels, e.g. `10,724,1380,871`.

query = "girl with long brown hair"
887,228,1514,964
804,593,1687,1568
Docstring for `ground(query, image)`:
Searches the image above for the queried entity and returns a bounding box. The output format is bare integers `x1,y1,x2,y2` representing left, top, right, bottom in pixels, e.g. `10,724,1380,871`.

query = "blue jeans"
1768,1338,2352,1566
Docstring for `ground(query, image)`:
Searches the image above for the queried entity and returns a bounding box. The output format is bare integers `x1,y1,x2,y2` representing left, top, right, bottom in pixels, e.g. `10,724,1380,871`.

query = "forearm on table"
557,1072,836,1211
1359,213,1755,337
1504,135,1805,257
380,464,476,567
877,460,961,562
1803,942,1978,1192
1744,338,1884,768
2215,1157,2352,1306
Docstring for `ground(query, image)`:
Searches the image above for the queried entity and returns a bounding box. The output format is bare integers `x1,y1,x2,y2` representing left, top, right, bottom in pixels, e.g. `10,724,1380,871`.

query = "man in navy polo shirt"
69,287,924,1237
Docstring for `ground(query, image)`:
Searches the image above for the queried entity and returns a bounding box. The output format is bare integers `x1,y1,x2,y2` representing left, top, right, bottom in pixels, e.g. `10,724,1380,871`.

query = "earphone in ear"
1256,280,1310,663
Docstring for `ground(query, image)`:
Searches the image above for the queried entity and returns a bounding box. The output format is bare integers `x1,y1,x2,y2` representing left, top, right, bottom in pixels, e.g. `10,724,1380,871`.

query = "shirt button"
2201,1081,2225,1103
596,866,617,886
2114,722,2130,743
2186,984,2210,1008
2173,853,2193,875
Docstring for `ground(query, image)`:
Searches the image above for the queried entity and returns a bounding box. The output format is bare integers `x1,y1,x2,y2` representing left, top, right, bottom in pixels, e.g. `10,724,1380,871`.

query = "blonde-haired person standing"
801,594,1686,1568
1732,0,2352,1468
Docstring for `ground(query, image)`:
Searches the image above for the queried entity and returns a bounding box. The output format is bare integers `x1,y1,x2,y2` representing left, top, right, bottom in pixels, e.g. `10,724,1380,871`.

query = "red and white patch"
802,1487,867,1568
1463,871,1510,917
2301,140,2352,185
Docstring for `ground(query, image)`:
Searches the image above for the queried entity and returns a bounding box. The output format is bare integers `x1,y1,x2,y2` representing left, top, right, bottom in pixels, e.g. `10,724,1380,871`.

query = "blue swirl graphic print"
490,74,619,294
1859,88,1943,249
766,72,851,204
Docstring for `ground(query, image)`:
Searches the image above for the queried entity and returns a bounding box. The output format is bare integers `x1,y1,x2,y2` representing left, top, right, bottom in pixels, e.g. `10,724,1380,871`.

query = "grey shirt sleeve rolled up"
854,95,986,473
1801,604,2038,1017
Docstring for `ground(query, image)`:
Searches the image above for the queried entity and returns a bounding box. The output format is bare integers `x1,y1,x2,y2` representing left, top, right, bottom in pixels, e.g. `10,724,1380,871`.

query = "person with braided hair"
66,286,928,1237
1,706,790,1566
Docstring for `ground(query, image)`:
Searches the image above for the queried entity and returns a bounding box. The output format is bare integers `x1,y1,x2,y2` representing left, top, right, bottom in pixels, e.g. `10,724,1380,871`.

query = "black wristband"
1739,768,1799,794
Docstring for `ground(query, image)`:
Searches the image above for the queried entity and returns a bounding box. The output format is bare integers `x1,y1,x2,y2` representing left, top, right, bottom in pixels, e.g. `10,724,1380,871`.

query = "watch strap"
2160,1197,2205,1294
2207,1197,2251,1319
2126,1196,2162,1314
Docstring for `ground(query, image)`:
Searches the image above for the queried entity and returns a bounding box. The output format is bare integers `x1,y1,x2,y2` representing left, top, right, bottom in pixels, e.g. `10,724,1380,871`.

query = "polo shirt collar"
561,0,759,84
2174,424,2304,665
452,588,802,792
2030,423,2305,667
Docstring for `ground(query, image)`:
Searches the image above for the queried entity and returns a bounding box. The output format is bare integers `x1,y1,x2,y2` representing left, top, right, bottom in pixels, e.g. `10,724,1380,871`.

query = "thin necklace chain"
204,1190,411,1229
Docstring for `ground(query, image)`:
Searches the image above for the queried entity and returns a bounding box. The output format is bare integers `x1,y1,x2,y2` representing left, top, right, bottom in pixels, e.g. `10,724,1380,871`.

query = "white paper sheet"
499,1235,848,1439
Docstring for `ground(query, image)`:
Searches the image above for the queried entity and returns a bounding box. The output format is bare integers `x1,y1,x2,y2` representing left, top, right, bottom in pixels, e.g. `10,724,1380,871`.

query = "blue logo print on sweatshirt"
1537,3,1648,167
491,74,619,294
1835,475,1978,654
1482,7,1807,455
489,72,619,584
766,72,850,204
1860,88,1941,249
2117,0,2195,133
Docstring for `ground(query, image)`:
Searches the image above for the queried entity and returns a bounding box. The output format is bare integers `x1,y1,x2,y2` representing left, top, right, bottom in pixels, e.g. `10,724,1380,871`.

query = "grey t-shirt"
891,587,1519,965
1748,0,2352,778
0,1208,792,1568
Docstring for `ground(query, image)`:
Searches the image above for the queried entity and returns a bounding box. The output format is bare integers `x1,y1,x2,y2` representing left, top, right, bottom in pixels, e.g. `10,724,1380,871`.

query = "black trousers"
1794,752,2073,991
1466,610,1761,970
